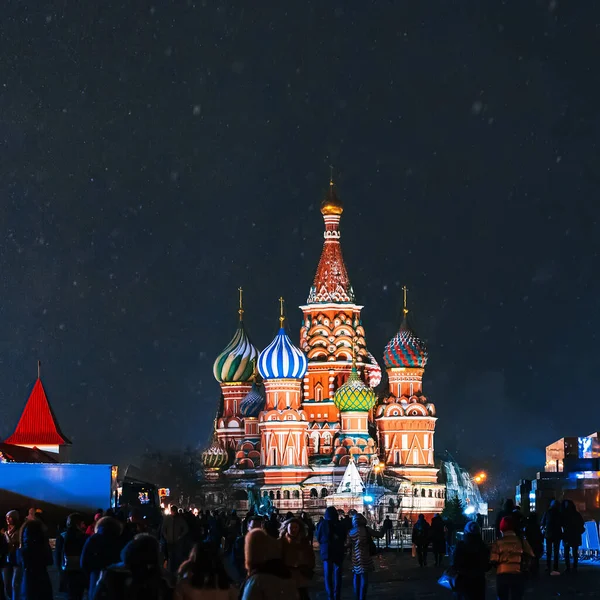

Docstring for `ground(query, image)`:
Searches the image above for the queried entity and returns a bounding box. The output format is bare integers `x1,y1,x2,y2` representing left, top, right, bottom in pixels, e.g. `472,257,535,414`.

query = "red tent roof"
4,378,71,446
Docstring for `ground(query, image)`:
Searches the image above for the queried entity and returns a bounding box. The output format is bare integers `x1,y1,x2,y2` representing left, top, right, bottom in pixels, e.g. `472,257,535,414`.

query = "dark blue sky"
0,2,598,489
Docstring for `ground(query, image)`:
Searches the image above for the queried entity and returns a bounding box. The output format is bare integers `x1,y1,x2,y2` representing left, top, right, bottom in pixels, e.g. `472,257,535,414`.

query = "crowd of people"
0,497,588,600
448,498,586,600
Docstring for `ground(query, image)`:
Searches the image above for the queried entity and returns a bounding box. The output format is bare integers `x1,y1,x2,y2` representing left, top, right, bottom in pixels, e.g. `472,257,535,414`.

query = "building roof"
4,378,71,447
0,442,59,463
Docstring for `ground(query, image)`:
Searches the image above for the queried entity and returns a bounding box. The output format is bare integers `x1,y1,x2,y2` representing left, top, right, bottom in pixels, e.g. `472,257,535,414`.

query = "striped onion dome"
258,328,308,380
383,315,428,369
213,322,259,383
201,435,229,470
239,382,266,418
333,366,376,412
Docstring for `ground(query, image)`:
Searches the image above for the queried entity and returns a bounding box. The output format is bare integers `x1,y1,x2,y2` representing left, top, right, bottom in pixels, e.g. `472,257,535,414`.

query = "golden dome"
320,181,344,216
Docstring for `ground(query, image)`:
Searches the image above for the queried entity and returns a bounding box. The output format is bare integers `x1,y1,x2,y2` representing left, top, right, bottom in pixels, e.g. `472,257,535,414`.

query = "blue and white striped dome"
258,328,308,380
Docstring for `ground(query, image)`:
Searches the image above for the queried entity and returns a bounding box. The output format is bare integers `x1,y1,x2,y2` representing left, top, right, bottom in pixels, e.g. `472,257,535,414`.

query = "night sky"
0,2,598,492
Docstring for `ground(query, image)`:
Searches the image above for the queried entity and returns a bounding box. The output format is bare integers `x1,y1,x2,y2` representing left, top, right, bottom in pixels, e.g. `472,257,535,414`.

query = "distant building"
515,433,600,519
3,364,71,462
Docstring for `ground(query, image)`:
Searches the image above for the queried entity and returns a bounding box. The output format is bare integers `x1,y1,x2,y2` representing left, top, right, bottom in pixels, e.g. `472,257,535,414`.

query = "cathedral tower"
376,289,437,483
299,178,380,457
213,289,258,453
257,299,310,483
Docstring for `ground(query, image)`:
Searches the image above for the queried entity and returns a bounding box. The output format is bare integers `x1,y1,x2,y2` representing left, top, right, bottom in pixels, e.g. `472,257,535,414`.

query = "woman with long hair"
175,543,236,600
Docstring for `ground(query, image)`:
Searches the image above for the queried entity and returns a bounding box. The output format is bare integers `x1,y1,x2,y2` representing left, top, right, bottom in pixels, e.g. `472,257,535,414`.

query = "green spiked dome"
334,367,376,412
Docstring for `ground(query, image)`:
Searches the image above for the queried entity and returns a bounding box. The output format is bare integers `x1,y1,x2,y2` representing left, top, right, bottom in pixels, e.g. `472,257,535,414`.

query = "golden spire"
320,170,343,216
402,285,409,316
279,296,285,327
37,360,41,379
238,287,244,322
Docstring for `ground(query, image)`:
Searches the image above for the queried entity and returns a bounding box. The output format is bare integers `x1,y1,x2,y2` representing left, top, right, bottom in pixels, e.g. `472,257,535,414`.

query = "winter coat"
174,582,237,600
81,518,124,598
280,534,315,589
348,517,379,575
3,525,20,567
412,518,430,547
241,561,298,600
523,519,544,558
430,516,446,554
316,507,346,564
541,504,562,541
162,515,190,546
452,532,490,594
18,522,53,600
494,500,515,536
94,564,173,600
490,531,534,575
55,527,87,571
562,507,585,547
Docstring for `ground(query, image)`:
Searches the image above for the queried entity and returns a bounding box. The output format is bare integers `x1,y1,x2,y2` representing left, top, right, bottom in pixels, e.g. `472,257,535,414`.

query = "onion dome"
383,315,428,369
239,382,266,418
213,322,258,383
321,179,344,216
367,352,382,387
258,328,308,380
258,298,308,380
201,435,229,470
334,366,376,412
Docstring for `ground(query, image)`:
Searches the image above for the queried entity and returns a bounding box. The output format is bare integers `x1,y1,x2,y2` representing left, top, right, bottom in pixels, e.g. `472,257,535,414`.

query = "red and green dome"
383,315,428,369
333,367,376,412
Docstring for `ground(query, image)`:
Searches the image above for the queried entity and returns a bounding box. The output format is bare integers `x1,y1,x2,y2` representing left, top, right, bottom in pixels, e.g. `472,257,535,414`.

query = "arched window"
320,488,328,498
269,491,275,500
428,489,432,498
310,488,318,499
315,383,323,402
421,489,426,498
413,488,418,497
276,491,281,500
284,490,290,500
388,498,395,509
293,490,300,499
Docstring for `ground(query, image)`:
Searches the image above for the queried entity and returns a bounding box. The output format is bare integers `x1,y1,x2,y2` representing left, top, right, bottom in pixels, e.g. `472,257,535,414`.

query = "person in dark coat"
412,515,430,567
540,500,562,574
94,534,172,600
316,506,346,600
18,519,53,600
451,521,490,600
80,516,123,598
523,513,544,576
55,513,88,600
494,500,515,538
562,500,585,573
430,514,446,567
381,516,393,549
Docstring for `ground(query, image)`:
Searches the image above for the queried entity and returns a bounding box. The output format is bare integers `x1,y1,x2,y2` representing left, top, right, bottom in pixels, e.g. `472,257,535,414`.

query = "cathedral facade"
203,181,445,521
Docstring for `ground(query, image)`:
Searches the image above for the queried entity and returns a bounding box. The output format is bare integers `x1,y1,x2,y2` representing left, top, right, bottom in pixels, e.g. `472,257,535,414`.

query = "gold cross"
279,296,285,327
329,165,334,186
238,287,244,321
402,285,409,316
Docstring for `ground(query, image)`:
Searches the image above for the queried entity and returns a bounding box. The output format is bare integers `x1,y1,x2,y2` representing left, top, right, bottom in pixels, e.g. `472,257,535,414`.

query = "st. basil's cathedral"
202,180,446,521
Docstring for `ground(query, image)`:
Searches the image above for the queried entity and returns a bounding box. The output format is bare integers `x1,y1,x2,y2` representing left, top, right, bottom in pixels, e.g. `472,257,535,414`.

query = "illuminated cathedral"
202,180,446,521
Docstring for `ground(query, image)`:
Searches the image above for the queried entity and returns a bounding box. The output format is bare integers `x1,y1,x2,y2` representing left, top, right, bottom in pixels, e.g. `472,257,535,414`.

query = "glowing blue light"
364,495,373,502
464,506,476,516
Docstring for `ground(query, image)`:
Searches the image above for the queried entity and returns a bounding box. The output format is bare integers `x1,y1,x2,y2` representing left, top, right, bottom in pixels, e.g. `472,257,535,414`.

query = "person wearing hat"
490,516,534,600
241,529,297,600
451,521,490,600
